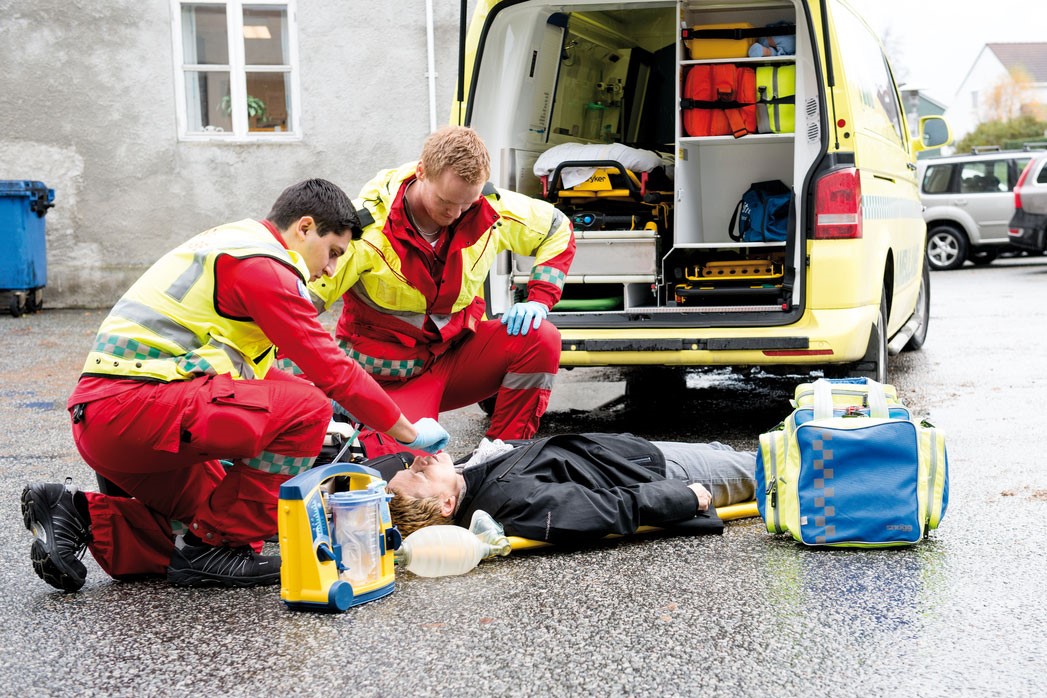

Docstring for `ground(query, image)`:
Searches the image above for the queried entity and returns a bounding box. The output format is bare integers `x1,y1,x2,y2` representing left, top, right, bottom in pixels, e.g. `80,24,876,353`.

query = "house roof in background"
987,43,1047,83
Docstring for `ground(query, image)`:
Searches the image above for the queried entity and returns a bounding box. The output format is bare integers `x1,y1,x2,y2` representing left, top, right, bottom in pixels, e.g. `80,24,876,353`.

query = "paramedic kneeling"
386,433,756,542
306,126,576,458
21,179,450,593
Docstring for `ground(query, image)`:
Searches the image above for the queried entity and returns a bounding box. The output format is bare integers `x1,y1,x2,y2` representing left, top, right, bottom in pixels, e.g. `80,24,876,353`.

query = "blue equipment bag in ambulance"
755,378,949,547
728,180,793,242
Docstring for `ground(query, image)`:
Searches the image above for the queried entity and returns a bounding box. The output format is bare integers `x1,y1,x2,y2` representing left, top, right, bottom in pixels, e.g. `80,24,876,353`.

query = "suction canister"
278,463,400,612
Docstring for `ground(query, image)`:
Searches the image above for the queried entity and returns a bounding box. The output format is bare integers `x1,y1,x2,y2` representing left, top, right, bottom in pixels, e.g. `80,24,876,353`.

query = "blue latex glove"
501,301,548,336
396,417,450,454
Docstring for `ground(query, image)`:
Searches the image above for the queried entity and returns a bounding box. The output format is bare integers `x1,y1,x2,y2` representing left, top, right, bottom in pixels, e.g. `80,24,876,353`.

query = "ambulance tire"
847,290,888,383
903,258,930,352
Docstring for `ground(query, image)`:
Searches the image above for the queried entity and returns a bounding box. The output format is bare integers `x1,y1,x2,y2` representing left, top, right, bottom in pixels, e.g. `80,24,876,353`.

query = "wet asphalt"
1,255,1045,696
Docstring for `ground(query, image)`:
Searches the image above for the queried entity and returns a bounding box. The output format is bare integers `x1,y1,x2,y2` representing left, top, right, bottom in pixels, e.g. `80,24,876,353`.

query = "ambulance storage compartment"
466,0,941,377
486,0,808,318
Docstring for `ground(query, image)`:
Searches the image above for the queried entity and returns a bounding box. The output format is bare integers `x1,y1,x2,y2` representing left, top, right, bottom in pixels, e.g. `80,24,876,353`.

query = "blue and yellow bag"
756,378,949,547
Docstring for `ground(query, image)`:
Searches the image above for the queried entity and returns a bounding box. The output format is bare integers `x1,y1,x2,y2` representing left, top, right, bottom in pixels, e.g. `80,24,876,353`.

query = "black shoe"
21,480,92,593
167,543,281,588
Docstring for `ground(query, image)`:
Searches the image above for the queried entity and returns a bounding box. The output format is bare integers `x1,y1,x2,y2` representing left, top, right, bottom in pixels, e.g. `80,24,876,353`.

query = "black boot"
167,538,281,588
22,480,92,592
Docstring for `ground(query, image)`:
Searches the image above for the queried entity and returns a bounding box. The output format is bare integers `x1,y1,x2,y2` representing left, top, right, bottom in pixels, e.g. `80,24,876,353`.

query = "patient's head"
387,452,462,536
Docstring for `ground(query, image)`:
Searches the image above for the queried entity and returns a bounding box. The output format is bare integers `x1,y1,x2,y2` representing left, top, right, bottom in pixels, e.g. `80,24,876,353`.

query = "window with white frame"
173,1,299,139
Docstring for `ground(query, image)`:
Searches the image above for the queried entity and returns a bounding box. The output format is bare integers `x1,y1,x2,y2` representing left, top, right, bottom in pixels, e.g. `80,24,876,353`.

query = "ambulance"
459,0,950,381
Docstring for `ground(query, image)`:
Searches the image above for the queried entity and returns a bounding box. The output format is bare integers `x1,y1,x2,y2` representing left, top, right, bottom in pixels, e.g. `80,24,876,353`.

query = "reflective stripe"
339,339,425,379
770,434,782,533
111,298,202,351
94,332,173,361
165,251,208,302
102,306,253,379
501,371,556,391
530,264,566,289
167,240,287,301
924,426,938,529
351,286,428,329
244,450,315,476
429,314,452,329
547,209,566,238
215,339,254,380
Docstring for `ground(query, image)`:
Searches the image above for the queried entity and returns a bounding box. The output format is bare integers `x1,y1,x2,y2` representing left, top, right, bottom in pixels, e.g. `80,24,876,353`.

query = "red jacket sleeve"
215,255,402,433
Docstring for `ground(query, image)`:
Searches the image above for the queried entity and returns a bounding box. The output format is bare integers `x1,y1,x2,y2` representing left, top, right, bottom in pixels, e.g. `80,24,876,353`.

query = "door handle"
907,162,917,171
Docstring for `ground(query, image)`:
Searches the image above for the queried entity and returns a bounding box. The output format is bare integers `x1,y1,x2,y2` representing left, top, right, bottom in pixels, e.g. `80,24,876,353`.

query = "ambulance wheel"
847,290,888,382
903,258,930,352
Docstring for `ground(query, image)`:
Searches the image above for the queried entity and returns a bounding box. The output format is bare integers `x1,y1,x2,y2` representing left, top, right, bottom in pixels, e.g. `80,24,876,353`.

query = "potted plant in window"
219,95,268,127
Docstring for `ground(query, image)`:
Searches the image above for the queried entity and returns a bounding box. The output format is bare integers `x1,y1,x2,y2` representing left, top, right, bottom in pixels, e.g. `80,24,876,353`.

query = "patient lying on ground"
386,433,756,543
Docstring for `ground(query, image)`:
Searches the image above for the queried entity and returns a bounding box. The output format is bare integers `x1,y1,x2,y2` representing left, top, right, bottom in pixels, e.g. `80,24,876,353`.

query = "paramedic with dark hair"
386,433,757,542
306,126,576,459
21,178,450,593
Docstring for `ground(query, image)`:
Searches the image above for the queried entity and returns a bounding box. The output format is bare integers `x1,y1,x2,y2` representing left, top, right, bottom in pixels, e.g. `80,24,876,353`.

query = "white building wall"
945,51,1009,141
0,1,469,307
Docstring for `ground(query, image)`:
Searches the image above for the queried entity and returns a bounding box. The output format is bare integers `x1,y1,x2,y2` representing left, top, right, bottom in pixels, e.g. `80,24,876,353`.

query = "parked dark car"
1008,152,1047,253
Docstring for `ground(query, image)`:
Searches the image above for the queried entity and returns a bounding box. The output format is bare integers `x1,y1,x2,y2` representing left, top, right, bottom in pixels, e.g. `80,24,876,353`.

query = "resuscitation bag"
755,378,950,547
729,180,793,242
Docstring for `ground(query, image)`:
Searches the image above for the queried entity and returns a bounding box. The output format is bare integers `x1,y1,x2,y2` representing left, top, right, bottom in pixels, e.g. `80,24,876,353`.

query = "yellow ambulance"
462,0,950,381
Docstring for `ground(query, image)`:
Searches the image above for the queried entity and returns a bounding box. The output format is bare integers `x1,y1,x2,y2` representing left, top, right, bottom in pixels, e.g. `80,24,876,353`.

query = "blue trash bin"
0,180,54,316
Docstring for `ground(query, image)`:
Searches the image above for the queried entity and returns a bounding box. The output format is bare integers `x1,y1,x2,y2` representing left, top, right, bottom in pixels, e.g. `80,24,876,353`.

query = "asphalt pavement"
1,255,1045,696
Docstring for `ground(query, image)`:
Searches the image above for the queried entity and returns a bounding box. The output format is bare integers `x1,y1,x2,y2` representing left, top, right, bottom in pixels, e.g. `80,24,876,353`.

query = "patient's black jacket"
453,433,721,544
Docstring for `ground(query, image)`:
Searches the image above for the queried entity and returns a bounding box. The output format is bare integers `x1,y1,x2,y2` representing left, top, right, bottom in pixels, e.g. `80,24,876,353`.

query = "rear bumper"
1008,210,1047,252
558,305,878,367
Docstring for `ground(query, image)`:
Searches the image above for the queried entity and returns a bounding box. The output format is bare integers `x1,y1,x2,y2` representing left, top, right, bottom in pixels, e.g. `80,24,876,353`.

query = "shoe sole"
166,567,281,588
21,485,87,593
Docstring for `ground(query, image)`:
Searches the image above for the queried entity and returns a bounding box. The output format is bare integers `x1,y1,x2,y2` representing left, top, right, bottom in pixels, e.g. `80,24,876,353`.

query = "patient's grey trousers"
653,441,757,507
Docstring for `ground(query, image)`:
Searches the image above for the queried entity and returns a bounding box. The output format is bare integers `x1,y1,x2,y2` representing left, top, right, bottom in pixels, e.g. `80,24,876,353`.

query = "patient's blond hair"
420,126,491,185
388,492,454,537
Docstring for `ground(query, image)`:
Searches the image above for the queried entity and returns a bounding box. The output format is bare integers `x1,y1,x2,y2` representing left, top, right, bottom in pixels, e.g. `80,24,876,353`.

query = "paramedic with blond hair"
307,126,576,458
21,179,449,594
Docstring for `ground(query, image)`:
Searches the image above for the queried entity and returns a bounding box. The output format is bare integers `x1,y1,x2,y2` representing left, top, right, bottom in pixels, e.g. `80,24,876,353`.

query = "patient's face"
387,452,458,500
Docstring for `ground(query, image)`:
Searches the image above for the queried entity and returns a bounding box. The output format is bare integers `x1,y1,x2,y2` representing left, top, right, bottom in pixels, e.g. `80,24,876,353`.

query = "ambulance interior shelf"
678,4,797,142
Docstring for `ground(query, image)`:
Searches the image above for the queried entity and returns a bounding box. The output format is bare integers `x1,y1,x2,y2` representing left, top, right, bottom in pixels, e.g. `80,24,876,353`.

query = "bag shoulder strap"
728,198,745,241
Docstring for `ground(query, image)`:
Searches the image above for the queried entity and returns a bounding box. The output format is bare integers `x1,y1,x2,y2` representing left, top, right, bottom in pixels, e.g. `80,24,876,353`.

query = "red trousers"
71,372,330,578
360,319,560,458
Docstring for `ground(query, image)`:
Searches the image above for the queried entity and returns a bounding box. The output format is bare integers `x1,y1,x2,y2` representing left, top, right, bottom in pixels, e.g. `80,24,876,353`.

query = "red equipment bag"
682,64,757,138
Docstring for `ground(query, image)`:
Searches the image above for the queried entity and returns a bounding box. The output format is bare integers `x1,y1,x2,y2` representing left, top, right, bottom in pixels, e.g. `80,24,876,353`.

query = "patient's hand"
687,483,712,512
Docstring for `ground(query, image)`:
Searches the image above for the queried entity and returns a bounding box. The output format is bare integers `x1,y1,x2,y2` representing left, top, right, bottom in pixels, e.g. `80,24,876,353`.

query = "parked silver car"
1008,151,1047,253
918,147,1036,270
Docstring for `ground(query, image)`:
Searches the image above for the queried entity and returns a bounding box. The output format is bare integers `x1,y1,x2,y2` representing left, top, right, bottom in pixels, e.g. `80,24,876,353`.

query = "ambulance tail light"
814,167,862,239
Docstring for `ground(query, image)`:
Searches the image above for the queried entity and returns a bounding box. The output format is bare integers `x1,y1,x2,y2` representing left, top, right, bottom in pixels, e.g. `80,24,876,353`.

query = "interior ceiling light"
243,25,271,39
